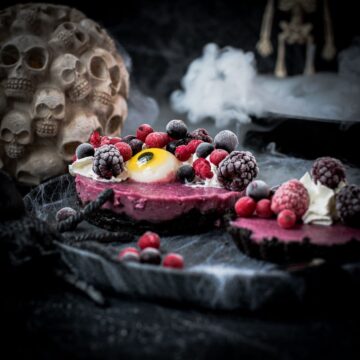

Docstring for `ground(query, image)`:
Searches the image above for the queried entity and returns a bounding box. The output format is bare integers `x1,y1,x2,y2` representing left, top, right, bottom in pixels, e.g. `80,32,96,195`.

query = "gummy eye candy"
127,148,180,183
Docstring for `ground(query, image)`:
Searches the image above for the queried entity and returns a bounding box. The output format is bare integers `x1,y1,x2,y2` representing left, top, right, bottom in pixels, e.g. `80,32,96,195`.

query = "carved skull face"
49,22,89,54
0,109,33,159
105,95,128,137
51,53,91,102
58,110,102,161
81,48,121,117
33,87,65,138
79,19,116,53
0,35,49,100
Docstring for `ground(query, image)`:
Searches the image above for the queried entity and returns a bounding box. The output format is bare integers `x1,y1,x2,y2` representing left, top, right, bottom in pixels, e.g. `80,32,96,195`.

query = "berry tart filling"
70,121,259,233
228,157,360,263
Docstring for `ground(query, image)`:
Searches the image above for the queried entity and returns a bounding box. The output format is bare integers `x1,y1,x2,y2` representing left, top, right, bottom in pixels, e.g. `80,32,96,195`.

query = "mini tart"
228,218,360,264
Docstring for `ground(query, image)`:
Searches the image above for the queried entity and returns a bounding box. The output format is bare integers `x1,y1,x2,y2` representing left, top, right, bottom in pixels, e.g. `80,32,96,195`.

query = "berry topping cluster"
118,231,184,269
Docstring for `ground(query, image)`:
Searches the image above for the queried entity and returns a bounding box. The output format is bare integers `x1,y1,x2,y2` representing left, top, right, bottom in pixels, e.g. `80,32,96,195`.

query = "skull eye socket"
75,60,86,74
25,47,48,70
110,66,120,93
106,115,122,136
35,103,50,117
61,68,75,83
17,131,30,144
89,56,108,80
0,45,20,66
63,22,75,31
75,31,86,43
53,104,64,116
1,129,13,142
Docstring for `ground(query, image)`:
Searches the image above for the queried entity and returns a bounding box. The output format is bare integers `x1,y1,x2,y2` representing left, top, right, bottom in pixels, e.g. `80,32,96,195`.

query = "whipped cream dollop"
300,172,343,226
69,156,129,182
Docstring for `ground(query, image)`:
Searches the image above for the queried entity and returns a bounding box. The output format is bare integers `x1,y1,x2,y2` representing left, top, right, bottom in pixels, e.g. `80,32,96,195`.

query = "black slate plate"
23,174,360,311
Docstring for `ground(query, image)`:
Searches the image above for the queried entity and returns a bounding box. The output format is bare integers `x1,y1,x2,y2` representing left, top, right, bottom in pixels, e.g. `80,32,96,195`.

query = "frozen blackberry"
336,185,360,228
188,128,213,143
76,143,94,159
92,145,124,179
217,151,258,191
195,142,214,158
311,157,346,189
166,119,188,139
176,165,195,183
214,130,239,153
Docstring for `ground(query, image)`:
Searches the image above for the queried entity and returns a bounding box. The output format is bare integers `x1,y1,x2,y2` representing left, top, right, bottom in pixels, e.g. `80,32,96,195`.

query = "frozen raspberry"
235,196,256,217
119,247,140,262
256,199,273,218
311,157,346,189
100,136,111,146
163,253,184,269
209,149,229,166
271,179,309,219
175,145,192,161
246,180,271,201
277,209,296,229
336,185,360,227
188,128,212,143
137,231,161,250
217,151,258,191
56,207,77,222
196,142,214,158
92,145,124,179
140,248,162,265
89,130,101,148
76,143,94,159
166,119,188,139
187,139,203,154
193,158,213,179
214,130,238,152
114,142,133,161
108,137,122,145
145,132,170,148
136,124,154,142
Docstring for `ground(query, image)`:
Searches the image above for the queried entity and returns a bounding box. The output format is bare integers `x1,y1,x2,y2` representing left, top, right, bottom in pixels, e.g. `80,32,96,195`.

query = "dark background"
1,1,360,359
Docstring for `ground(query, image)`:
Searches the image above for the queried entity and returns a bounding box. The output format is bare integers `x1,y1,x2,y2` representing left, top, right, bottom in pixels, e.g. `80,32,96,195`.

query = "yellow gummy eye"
127,148,180,183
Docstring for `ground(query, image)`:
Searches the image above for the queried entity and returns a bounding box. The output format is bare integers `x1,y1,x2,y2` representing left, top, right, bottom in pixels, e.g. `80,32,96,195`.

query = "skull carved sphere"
0,3,129,185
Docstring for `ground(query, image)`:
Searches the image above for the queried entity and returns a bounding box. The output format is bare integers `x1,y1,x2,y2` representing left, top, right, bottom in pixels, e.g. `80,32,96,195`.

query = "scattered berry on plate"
255,199,273,218
234,196,256,217
137,231,161,250
175,145,192,161
246,180,271,201
311,156,346,189
119,248,140,262
336,184,360,227
114,142,133,161
163,253,184,269
92,145,125,179
214,130,238,152
195,142,214,158
145,132,170,148
176,165,195,183
209,149,228,166
119,247,139,257
277,209,296,229
193,158,213,179
136,124,154,142
56,207,76,222
166,119,188,139
76,143,94,159
140,248,162,265
188,128,212,143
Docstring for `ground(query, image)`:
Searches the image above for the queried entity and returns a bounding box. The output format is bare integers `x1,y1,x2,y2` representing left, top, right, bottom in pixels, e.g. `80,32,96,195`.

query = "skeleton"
32,87,66,138
49,22,89,55
105,95,128,137
0,109,33,159
50,53,91,103
256,0,336,77
0,35,50,100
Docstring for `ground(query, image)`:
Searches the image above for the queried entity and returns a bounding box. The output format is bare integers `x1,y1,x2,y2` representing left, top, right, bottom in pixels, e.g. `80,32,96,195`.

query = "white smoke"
171,42,360,126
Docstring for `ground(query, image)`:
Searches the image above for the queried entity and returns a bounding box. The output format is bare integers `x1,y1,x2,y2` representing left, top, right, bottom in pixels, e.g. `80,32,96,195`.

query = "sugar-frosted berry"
166,138,189,154
128,138,143,155
235,196,256,217
311,157,346,189
119,247,139,258
89,130,101,148
92,145,124,179
217,151,258,191
195,142,214,158
256,199,273,218
145,132,170,148
119,248,140,262
277,209,296,229
136,124,154,142
336,184,360,227
163,253,184,269
166,119,188,139
209,149,228,166
187,139,203,154
76,143,94,159
271,179,309,219
175,145,192,161
246,180,271,201
122,135,137,144
188,128,212,143
214,130,238,152
137,231,161,250
140,248,162,265
193,158,213,179
114,142,133,161
56,207,77,222
176,165,195,183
